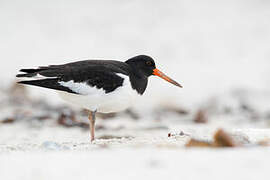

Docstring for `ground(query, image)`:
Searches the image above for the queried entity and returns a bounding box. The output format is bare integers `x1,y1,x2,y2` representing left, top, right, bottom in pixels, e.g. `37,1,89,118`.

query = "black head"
125,55,183,88
125,55,156,77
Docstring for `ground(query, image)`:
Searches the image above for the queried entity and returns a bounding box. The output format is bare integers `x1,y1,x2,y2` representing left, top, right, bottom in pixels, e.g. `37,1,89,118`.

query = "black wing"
16,60,131,94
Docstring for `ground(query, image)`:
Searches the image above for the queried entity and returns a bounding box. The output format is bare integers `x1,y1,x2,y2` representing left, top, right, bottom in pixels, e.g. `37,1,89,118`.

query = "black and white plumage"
16,55,182,141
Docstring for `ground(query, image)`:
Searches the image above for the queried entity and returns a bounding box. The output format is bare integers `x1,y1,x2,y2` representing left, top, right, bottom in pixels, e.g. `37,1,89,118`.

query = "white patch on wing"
58,80,103,95
58,73,141,113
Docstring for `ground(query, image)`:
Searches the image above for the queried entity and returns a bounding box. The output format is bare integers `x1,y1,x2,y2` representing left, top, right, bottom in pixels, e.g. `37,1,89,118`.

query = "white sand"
1,121,270,180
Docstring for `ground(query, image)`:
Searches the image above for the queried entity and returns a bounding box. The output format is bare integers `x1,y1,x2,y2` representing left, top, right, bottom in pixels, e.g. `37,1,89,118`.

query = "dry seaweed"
186,128,237,148
194,109,208,123
1,118,15,124
257,139,270,146
186,139,212,147
98,135,134,140
159,106,189,115
125,109,140,120
213,129,237,147
97,112,117,120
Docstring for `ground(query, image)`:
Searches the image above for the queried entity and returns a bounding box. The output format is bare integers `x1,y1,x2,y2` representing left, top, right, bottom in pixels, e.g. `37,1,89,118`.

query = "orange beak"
153,69,183,88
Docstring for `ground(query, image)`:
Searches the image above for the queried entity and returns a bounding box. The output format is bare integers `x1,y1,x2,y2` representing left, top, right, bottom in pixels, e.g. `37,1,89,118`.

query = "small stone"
41,141,69,150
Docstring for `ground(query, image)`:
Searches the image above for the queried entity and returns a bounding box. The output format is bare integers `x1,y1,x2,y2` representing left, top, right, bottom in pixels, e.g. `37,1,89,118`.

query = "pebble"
41,141,70,150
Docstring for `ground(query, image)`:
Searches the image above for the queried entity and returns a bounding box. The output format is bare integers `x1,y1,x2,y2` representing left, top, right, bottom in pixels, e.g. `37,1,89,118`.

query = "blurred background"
1,0,270,131
1,1,270,179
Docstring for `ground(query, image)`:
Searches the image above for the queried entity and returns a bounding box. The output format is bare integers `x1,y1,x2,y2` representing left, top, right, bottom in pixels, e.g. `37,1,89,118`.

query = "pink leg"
88,110,97,142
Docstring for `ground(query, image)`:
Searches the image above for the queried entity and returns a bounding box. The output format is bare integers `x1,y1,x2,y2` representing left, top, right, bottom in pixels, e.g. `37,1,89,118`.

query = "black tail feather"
16,73,37,78
16,67,51,78
17,79,76,94
19,66,50,73
20,69,39,73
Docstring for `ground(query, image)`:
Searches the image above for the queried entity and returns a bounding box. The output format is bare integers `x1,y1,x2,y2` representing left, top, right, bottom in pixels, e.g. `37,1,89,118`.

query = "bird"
16,55,182,142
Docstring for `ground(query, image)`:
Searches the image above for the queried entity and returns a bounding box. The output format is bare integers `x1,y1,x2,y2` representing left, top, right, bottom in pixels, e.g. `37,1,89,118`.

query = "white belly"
58,74,141,113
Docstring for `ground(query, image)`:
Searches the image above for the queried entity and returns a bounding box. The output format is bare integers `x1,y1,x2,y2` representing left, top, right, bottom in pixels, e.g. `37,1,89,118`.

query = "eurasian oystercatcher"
16,55,182,141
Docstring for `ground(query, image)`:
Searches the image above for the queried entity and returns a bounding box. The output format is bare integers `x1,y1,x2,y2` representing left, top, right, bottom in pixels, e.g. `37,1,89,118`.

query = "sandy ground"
1,120,270,180
1,147,270,180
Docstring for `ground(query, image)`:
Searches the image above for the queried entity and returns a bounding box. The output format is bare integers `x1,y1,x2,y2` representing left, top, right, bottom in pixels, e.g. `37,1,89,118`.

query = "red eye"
146,61,152,66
